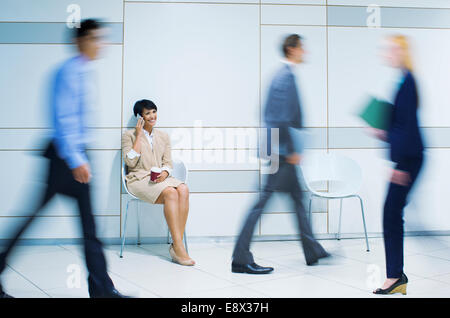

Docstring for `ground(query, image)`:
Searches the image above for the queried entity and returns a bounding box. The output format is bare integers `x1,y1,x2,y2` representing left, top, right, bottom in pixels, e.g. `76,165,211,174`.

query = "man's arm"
52,66,88,169
265,74,296,156
52,64,90,183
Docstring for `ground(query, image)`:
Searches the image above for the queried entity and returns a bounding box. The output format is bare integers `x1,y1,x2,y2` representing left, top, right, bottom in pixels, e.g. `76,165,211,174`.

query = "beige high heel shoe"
169,244,195,266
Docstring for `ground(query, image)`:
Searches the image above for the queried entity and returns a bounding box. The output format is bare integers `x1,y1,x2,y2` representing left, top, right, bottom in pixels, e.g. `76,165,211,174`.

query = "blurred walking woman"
122,99,194,266
373,35,424,295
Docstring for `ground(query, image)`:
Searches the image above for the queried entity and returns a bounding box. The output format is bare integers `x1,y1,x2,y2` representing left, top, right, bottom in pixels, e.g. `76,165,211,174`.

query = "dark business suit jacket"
264,64,302,156
387,71,424,163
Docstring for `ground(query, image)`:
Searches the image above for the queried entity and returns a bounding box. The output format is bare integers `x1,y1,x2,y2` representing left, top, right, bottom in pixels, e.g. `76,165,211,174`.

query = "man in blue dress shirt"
0,19,127,298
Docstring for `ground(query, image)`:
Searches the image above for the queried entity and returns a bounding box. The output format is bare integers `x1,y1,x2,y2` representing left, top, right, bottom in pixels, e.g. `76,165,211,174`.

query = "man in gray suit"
232,34,329,274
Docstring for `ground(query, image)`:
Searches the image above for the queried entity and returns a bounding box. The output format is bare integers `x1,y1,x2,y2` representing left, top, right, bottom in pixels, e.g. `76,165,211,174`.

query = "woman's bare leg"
176,184,190,240
155,187,189,259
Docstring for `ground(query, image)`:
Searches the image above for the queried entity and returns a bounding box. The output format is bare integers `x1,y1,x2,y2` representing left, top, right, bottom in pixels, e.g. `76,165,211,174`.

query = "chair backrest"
122,161,138,199
172,159,188,184
300,153,362,193
122,159,188,197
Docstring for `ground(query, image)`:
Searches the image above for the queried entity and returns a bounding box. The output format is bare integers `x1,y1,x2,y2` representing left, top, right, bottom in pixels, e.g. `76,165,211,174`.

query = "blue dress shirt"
50,55,93,169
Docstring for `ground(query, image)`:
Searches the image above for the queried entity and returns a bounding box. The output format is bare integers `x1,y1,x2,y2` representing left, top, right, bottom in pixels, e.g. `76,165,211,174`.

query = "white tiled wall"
1,0,449,241
0,0,124,22
122,3,260,128
0,44,122,128
328,27,450,128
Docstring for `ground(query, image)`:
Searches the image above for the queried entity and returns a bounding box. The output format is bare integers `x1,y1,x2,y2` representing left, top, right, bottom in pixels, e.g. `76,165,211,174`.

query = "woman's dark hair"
133,99,157,117
282,34,302,58
75,19,102,38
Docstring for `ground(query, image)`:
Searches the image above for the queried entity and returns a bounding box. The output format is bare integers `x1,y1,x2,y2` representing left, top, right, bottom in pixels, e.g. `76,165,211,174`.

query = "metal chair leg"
183,230,188,254
357,195,370,252
167,228,172,244
120,199,131,258
136,201,141,246
337,198,343,240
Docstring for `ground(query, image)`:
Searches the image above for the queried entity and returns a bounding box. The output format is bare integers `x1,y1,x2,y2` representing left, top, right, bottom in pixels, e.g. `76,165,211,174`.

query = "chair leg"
120,199,131,258
183,230,188,255
136,201,141,246
337,198,343,240
357,195,370,252
167,228,172,245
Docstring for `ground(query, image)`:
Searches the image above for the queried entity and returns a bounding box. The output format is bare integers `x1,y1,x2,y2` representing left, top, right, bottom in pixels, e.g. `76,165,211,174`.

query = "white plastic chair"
300,153,370,252
120,159,189,258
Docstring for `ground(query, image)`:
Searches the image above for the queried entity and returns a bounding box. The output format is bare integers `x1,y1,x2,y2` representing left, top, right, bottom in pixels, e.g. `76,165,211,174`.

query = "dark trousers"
383,156,423,278
0,142,114,296
232,159,327,265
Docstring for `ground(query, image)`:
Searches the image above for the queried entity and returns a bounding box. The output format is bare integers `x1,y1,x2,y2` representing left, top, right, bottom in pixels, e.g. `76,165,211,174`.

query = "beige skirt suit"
122,128,183,204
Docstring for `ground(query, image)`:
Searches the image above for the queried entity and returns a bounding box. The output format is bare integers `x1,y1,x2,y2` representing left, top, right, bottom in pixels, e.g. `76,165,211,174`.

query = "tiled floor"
2,236,450,298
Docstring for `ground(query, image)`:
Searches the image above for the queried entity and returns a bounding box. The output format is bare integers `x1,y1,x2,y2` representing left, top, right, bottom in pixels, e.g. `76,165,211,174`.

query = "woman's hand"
286,152,302,165
391,169,410,186
155,170,169,183
135,117,145,138
72,163,91,184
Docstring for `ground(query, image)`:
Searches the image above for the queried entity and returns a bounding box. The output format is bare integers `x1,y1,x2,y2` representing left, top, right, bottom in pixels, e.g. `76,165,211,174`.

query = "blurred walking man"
0,19,128,298
232,34,329,274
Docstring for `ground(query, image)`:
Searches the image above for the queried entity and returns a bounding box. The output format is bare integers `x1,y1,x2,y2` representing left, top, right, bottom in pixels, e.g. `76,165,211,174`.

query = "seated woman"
122,99,194,266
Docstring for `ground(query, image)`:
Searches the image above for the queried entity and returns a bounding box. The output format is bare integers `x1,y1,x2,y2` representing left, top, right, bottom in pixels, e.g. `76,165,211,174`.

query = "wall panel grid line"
326,0,330,233
258,0,262,236
125,1,258,4
261,24,450,30
262,211,328,215
328,5,450,10
0,215,119,218
120,0,127,238
328,25,450,30
122,2,450,10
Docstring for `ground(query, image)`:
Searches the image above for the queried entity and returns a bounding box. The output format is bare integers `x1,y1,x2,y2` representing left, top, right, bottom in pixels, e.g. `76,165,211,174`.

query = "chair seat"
307,180,360,199
309,188,358,199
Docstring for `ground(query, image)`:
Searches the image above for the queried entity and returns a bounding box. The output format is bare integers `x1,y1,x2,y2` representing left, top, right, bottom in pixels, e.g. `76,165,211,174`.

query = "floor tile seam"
307,271,374,294
242,271,369,296
107,269,165,298
412,251,450,263
5,264,52,297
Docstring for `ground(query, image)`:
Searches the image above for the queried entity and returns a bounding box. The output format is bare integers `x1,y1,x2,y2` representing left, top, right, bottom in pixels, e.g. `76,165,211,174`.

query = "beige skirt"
127,176,184,204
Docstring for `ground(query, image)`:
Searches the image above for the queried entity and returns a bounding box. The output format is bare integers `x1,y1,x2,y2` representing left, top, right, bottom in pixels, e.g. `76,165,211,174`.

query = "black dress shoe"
0,283,13,298
0,291,14,298
90,288,131,298
231,262,274,274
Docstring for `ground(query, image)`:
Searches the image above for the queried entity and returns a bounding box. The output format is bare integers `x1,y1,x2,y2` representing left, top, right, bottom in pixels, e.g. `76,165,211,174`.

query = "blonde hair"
390,35,414,71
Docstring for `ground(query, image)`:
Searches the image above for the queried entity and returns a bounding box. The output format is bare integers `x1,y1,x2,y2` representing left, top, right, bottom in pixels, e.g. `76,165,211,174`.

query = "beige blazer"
122,128,183,204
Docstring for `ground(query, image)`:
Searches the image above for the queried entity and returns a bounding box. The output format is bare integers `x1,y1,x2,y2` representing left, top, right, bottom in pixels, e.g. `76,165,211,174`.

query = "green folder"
359,97,393,130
